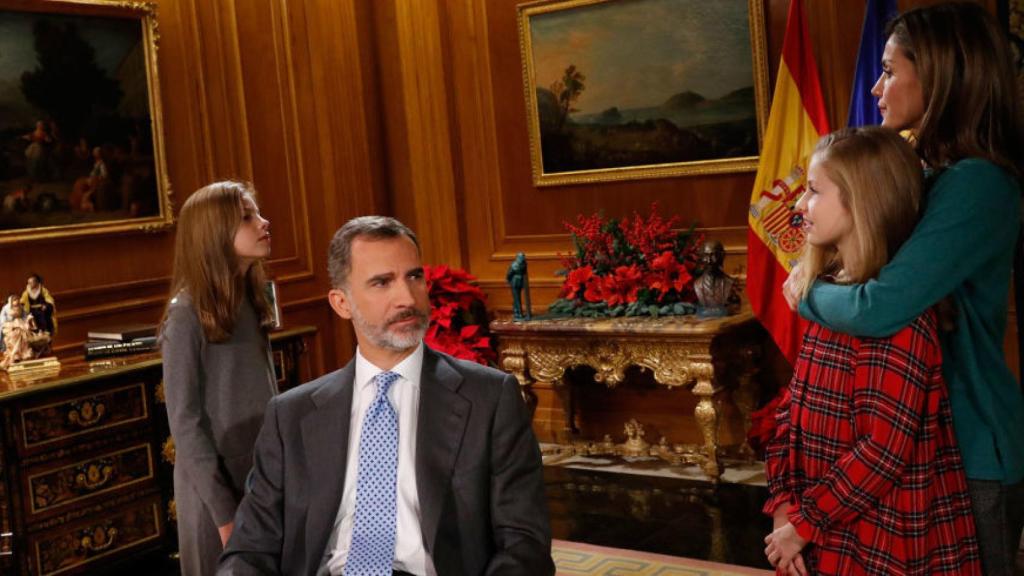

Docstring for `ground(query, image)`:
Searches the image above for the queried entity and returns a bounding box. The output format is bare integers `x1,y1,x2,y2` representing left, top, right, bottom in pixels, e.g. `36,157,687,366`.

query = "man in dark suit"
219,216,554,576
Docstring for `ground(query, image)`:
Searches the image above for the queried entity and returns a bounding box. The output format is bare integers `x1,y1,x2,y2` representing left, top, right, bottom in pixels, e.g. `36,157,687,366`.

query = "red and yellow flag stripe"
747,0,829,364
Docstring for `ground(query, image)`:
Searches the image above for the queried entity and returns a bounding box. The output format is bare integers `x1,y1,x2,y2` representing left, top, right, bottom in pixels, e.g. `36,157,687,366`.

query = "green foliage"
548,297,695,319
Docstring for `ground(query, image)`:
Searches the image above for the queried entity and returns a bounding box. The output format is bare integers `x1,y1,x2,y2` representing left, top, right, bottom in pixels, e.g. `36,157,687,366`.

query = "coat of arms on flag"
749,164,807,271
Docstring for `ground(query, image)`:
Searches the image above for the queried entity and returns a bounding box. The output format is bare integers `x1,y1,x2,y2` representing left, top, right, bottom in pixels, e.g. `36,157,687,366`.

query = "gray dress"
161,291,277,576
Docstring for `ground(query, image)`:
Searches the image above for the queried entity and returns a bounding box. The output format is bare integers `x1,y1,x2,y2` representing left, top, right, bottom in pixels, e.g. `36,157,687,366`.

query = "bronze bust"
694,240,738,317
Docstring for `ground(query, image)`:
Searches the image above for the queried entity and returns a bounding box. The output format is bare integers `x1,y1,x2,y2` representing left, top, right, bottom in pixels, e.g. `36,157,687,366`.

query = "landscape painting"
518,0,768,186
0,1,170,243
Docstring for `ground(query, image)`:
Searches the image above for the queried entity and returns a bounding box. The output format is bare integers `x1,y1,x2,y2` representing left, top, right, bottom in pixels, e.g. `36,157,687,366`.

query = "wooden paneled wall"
4,0,1012,390
366,0,1014,440
0,0,395,375
383,0,996,310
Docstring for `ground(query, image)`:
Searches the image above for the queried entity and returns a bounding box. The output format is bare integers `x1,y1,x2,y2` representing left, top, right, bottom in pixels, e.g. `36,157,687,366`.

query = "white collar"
354,341,424,392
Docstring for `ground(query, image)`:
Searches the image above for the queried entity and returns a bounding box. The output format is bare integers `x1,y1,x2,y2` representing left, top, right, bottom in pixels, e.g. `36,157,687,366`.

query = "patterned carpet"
553,540,773,576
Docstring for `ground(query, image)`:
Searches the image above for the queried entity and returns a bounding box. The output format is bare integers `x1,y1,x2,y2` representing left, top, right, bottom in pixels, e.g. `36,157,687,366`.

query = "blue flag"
848,0,898,127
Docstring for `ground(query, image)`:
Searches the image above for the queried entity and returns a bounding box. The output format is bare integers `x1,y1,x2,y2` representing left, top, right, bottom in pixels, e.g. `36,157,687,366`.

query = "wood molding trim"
444,0,505,267
302,0,385,221
220,0,255,180
374,0,463,268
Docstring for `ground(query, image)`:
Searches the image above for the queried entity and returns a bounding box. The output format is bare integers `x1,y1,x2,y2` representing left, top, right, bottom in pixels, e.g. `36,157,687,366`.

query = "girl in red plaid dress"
763,127,981,576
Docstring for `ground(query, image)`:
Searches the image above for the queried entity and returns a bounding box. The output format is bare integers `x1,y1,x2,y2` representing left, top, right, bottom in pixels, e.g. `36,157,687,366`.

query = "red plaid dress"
764,310,981,575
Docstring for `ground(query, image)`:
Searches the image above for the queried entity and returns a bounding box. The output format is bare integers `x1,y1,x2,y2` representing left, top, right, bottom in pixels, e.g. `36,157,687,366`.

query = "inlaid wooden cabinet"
0,325,314,575
0,361,166,576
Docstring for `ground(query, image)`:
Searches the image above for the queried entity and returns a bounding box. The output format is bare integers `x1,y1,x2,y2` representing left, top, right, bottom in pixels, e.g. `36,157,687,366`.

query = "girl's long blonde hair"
165,180,274,342
798,127,923,300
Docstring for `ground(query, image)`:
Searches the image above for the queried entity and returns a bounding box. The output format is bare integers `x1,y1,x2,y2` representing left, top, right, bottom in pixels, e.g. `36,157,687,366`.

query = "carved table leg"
500,342,535,413
690,358,721,482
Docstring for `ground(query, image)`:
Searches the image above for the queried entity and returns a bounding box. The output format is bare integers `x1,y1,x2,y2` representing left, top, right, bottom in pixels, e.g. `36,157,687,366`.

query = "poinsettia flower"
562,265,594,300
673,268,693,293
422,264,495,366
614,264,638,303
598,265,643,306
650,250,678,272
431,302,460,329
645,270,671,300
424,264,451,291
615,264,643,284
426,264,487,307
583,273,604,303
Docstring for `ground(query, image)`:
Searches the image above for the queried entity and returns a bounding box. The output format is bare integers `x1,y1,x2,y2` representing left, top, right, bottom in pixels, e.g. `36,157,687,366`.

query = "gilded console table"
0,325,314,576
490,311,762,482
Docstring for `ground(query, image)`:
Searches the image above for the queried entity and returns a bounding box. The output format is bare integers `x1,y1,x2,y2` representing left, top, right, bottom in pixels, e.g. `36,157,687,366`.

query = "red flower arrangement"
550,204,703,318
423,264,496,366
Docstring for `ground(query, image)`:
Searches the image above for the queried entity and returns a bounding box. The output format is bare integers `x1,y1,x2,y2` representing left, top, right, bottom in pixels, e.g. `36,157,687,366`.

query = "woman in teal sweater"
783,4,1024,574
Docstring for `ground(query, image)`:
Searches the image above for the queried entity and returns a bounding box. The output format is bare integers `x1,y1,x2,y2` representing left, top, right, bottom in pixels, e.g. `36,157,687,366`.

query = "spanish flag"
747,0,829,364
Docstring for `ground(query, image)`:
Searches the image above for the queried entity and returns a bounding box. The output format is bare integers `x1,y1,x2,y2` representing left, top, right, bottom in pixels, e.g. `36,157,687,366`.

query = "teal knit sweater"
800,158,1024,483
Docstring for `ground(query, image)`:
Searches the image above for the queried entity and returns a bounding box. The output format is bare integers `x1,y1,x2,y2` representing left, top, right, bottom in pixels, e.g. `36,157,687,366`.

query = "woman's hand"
764,521,808,575
783,263,805,311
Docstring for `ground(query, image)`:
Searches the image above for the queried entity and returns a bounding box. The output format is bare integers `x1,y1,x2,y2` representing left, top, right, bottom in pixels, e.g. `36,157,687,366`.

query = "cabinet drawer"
26,444,155,519
30,495,163,576
18,383,149,455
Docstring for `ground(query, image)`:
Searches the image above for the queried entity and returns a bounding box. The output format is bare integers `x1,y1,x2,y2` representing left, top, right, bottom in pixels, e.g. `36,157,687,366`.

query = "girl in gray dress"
160,180,278,575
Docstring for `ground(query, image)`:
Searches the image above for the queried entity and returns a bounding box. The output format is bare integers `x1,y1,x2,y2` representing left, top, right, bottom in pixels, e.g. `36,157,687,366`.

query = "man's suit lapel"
301,361,356,563
416,348,470,552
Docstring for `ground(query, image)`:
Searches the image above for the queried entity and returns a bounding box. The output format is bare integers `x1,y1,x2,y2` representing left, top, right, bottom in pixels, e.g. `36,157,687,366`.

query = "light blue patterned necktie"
344,371,400,576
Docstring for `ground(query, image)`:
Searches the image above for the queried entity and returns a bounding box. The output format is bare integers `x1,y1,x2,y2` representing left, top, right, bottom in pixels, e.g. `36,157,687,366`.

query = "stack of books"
84,324,158,360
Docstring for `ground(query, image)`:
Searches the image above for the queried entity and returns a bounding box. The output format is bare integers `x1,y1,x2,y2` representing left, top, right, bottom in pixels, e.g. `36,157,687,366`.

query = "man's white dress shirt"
323,343,432,576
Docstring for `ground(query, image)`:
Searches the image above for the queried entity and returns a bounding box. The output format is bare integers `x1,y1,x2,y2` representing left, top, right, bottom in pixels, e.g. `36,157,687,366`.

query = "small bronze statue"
506,252,532,321
694,240,739,318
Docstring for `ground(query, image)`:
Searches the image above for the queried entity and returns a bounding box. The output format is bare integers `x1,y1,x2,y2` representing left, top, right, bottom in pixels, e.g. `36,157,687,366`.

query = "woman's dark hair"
887,2,1022,177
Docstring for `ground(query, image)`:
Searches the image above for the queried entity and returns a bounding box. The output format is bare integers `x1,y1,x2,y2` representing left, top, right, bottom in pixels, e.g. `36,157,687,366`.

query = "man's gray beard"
349,300,428,352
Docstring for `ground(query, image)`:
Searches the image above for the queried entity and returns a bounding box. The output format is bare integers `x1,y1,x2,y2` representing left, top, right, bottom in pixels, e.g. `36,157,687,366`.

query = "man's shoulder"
426,347,517,404
429,347,509,383
273,365,350,410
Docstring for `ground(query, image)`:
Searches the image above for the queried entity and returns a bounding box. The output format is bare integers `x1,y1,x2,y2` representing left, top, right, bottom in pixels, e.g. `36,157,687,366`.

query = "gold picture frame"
518,0,769,186
0,0,172,244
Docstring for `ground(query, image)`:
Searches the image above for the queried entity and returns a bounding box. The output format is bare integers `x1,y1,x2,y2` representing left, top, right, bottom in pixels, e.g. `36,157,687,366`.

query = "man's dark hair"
327,216,420,289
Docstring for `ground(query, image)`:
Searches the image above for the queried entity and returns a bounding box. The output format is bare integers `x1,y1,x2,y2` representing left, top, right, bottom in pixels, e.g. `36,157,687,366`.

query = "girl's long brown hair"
798,127,923,299
165,180,274,342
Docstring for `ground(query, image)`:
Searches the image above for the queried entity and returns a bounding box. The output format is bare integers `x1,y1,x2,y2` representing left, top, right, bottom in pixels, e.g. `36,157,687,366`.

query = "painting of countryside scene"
521,0,766,184
0,8,165,240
